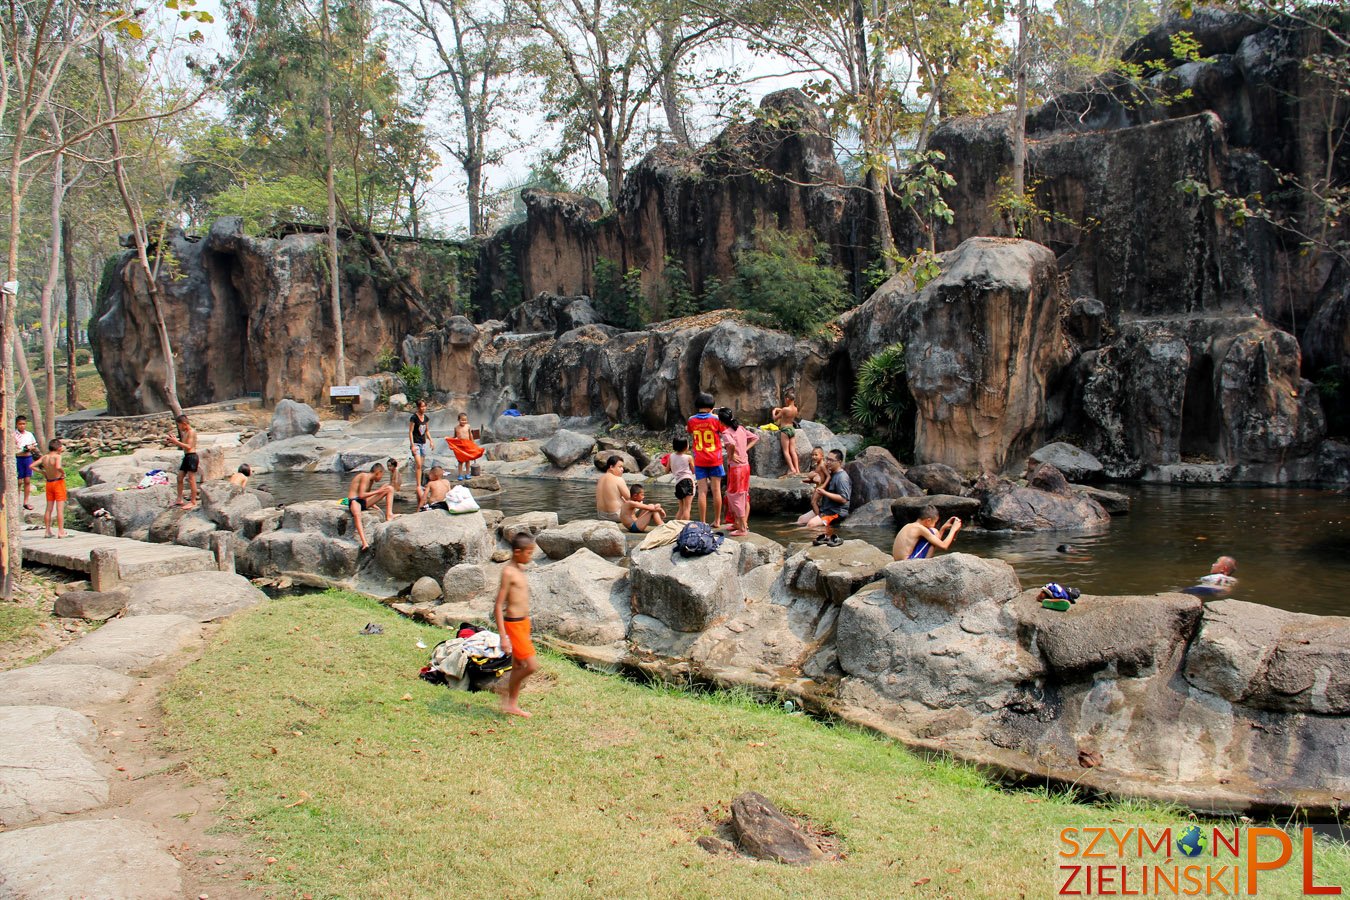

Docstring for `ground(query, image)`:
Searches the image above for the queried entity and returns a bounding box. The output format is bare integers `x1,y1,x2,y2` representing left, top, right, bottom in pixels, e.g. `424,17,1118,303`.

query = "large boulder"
1014,592,1203,678
499,511,560,540
485,440,544,462
1030,442,1104,482
1184,600,1350,714
528,548,632,645
53,589,130,621
974,475,1110,531
747,476,814,513
542,430,596,469
630,538,743,632
748,427,814,479
372,510,493,583
904,463,967,496
242,530,363,581
837,499,897,529
782,541,892,605
73,483,176,539
270,399,321,441
843,446,923,509
486,413,560,442
535,519,627,560
125,571,266,621
838,554,1038,711
199,482,272,531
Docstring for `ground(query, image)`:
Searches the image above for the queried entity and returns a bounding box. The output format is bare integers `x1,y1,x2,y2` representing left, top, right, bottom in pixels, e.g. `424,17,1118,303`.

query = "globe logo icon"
1177,825,1208,858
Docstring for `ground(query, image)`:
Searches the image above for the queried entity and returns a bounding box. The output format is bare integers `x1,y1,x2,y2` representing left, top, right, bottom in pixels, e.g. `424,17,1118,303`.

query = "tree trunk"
1011,0,1030,200
321,0,347,385
63,217,78,411
39,153,63,441
465,156,483,238
658,21,692,148
3,144,22,599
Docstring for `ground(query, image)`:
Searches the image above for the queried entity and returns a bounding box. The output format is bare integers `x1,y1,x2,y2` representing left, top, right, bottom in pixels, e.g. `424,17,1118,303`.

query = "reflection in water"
255,472,1350,618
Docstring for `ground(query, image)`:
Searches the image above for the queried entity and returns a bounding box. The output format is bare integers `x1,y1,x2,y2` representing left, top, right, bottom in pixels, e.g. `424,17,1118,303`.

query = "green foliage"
208,175,329,235
74,349,92,366
993,175,1098,239
851,342,915,456
397,363,425,404
375,348,400,374
488,243,524,319
592,257,645,330
898,248,945,292
729,228,850,336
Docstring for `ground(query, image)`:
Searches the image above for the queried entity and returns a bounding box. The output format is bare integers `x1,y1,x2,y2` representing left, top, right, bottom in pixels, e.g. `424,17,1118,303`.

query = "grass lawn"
16,358,107,421
165,591,1350,899
0,602,40,646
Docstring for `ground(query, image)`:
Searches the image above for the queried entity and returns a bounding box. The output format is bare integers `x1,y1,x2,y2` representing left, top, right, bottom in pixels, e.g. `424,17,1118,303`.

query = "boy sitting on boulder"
347,461,397,550
420,466,451,511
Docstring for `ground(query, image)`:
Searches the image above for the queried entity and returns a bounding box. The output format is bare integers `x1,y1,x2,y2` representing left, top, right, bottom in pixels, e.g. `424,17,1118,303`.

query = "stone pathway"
0,556,268,897
22,529,215,582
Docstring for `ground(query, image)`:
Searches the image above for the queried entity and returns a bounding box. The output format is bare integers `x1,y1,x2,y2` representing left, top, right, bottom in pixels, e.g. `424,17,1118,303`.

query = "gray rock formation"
631,538,743,632
535,519,627,560
542,430,596,469
270,399,321,441
528,548,631,645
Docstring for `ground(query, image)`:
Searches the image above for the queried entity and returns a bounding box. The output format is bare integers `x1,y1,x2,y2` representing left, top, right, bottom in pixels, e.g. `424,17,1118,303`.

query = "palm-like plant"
850,343,914,455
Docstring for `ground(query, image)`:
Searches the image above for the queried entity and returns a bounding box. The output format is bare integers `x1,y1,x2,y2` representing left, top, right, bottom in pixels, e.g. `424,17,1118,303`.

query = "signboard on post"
330,385,360,418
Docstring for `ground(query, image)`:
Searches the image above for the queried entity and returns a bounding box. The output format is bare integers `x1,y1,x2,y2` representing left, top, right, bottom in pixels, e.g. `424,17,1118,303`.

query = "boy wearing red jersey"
686,392,726,525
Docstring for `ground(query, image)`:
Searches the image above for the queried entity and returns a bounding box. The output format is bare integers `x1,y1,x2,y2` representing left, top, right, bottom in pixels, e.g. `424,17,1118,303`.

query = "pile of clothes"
419,623,511,691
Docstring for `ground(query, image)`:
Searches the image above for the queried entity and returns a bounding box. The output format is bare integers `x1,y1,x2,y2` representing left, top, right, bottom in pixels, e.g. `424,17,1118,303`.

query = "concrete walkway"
22,528,215,582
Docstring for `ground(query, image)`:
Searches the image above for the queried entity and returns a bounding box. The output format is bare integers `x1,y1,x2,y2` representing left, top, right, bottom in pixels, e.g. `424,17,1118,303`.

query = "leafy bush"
851,342,914,456
74,349,92,366
397,363,425,404
375,347,400,373
592,258,644,330
730,228,849,336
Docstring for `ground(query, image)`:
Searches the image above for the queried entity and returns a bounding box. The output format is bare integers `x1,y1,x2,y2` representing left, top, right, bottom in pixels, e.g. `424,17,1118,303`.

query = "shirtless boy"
495,533,539,718
420,466,452,511
347,461,397,550
622,485,666,533
229,464,251,489
1182,556,1238,597
772,389,801,475
37,438,67,538
168,414,199,509
892,504,963,560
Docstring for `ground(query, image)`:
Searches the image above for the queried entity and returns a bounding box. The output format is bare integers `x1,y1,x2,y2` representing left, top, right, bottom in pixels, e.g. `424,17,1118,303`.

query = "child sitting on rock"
420,466,451,511
622,485,666,534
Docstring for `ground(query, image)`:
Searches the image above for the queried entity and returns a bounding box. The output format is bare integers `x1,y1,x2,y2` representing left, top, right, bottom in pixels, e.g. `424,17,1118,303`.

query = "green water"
254,472,1350,618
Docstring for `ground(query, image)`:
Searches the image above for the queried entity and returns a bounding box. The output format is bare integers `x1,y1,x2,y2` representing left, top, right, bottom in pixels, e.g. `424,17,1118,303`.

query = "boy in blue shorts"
687,392,726,525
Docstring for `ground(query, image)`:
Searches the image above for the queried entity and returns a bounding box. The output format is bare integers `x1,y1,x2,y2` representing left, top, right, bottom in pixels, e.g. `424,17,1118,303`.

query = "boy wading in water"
495,533,539,718
347,461,398,550
168,414,199,509
38,439,67,538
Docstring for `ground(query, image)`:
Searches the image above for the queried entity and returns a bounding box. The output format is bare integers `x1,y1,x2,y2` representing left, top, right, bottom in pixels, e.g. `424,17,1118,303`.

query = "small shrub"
397,363,425,404
851,342,914,457
730,227,850,336
74,349,92,366
375,347,400,373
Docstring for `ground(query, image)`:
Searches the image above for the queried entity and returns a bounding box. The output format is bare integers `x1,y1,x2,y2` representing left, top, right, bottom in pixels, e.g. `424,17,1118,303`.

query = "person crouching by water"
803,449,850,546
1182,555,1238,597
893,504,963,560
347,460,398,550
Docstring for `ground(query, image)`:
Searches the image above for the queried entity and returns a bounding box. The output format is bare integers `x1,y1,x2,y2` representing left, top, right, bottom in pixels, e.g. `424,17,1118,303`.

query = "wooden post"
210,531,235,574
90,548,120,592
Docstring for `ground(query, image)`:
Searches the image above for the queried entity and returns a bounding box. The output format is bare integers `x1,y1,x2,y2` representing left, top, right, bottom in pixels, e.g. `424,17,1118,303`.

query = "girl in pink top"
718,409,758,536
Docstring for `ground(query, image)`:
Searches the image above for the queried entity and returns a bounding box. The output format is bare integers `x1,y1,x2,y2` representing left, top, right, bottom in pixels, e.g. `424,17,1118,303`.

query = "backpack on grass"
674,521,724,558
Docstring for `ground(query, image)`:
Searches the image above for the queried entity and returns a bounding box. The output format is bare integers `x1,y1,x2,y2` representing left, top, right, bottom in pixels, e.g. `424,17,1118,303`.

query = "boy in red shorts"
495,532,539,718
686,392,726,525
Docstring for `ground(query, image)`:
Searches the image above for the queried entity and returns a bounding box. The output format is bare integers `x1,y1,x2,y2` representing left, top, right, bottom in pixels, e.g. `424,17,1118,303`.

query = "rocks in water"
903,463,967,496
53,588,130,621
729,792,829,866
783,541,892,605
843,446,923,508
499,511,559,540
891,495,981,523
1073,484,1131,514
441,563,490,604
535,519,627,560
0,706,107,826
528,548,631,645
372,511,493,583
270,399,321,441
973,474,1110,532
631,538,743,632
410,576,443,604
1184,600,1350,714
1026,461,1074,496
0,819,182,900
542,429,596,469
747,476,813,513
730,532,787,572
486,413,560,442
461,474,501,492
748,427,814,480
838,499,898,529
199,482,272,531
1030,442,1104,482
73,483,176,539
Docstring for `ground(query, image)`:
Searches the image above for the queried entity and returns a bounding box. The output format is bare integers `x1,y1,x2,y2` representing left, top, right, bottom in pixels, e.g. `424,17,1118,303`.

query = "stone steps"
21,528,215,583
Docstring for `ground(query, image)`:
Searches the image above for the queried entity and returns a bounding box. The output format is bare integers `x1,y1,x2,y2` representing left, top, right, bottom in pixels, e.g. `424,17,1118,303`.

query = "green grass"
16,359,107,420
0,602,40,646
164,591,1350,899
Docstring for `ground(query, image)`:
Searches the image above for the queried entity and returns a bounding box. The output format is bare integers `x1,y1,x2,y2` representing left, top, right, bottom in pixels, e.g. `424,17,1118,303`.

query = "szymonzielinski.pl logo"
1056,825,1343,896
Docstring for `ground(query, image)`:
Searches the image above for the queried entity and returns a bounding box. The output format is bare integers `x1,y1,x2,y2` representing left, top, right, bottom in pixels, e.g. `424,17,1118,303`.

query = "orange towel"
445,436,486,463
502,617,534,660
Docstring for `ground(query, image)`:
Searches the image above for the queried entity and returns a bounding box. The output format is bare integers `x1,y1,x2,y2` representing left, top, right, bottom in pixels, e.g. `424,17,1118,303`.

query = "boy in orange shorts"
38,438,67,538
494,532,539,717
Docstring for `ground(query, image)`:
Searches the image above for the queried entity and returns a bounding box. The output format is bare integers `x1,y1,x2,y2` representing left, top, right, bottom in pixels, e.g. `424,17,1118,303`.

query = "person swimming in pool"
1182,555,1238,597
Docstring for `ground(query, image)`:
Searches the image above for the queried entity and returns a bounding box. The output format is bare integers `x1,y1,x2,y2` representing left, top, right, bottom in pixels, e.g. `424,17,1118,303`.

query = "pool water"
254,472,1350,617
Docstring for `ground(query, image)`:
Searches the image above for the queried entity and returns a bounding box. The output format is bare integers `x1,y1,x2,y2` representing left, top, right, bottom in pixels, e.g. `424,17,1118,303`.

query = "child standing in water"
495,533,540,718
718,408,758,536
